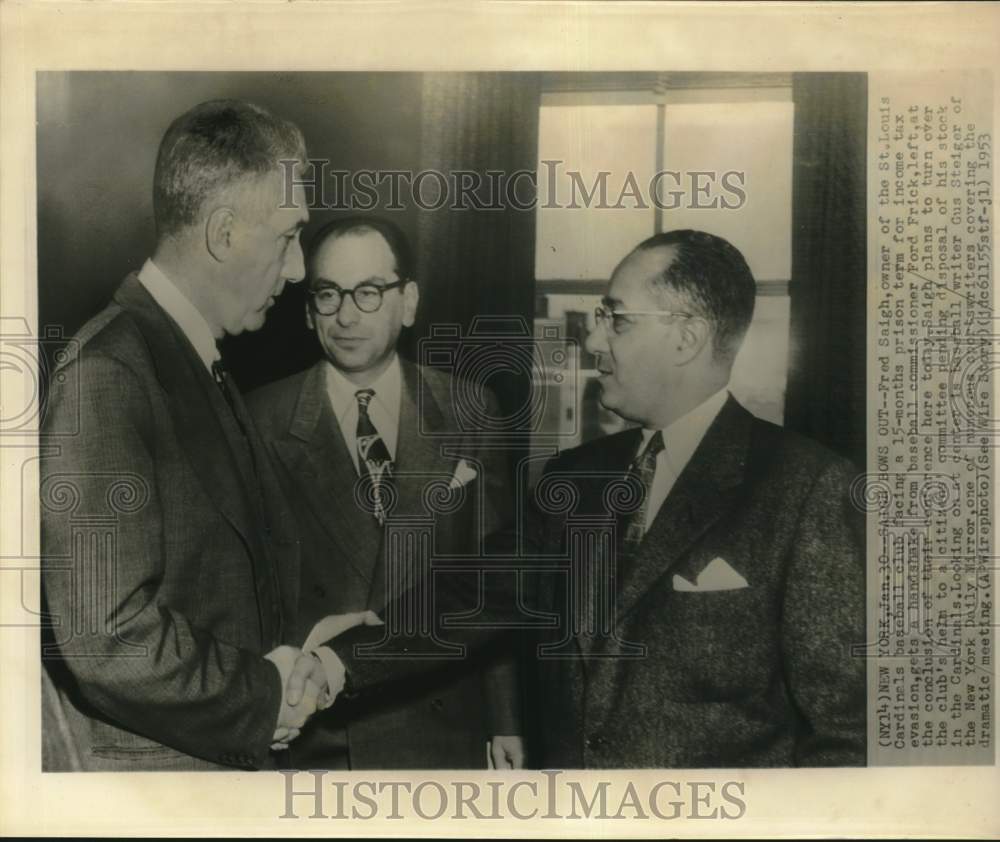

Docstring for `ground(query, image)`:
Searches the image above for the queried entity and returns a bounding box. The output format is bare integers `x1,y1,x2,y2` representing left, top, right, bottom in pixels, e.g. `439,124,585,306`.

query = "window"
533,84,794,446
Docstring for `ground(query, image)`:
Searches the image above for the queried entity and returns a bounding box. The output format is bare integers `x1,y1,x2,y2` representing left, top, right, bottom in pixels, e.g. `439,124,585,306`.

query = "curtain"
785,73,868,469
409,73,541,428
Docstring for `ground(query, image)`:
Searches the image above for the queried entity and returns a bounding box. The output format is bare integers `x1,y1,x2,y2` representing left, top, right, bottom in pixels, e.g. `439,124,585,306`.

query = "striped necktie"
355,388,393,525
621,430,664,558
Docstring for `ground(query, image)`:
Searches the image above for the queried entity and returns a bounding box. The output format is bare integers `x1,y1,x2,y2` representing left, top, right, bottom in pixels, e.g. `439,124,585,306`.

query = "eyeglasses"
307,279,408,316
593,305,692,335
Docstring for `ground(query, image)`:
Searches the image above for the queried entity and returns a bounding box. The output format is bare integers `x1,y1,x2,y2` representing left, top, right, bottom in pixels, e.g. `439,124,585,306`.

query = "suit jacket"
334,395,866,768
247,359,520,769
40,274,298,771
523,395,866,767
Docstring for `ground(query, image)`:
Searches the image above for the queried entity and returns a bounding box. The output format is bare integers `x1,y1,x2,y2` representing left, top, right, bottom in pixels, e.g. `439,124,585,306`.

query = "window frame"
534,78,795,313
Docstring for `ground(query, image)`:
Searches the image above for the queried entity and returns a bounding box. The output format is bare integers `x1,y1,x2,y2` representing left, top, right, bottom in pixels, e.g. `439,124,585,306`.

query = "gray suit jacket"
248,360,520,769
40,274,298,771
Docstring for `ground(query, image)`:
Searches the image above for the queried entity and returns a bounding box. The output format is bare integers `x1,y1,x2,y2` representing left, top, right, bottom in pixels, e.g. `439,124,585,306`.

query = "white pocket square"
448,459,478,490
673,557,749,592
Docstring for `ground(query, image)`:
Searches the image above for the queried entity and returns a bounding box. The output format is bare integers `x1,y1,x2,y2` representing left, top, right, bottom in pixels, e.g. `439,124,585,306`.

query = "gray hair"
153,99,306,238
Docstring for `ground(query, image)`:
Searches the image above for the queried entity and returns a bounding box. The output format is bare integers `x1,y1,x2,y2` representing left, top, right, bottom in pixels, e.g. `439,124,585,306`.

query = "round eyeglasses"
307,279,408,316
593,305,692,335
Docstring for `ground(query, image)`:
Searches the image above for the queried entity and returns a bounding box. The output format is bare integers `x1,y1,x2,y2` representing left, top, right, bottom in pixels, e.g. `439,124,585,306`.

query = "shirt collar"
641,386,729,473
137,258,219,371
324,354,403,426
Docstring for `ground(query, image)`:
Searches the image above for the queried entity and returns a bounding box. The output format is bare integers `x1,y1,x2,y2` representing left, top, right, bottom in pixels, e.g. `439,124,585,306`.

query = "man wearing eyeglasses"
247,216,524,770
317,228,866,769
522,228,865,767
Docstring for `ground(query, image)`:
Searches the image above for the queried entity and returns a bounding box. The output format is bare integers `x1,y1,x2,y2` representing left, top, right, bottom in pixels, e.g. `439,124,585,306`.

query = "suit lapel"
113,275,279,644
113,276,262,558
273,361,383,587
612,396,753,627
367,360,453,610
233,384,302,624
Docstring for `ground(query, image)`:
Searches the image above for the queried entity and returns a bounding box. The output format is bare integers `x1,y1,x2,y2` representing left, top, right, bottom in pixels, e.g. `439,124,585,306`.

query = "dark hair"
153,99,306,238
633,229,756,362
306,216,414,285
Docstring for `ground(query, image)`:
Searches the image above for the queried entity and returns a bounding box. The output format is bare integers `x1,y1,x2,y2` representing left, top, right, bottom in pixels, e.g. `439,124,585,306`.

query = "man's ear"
674,316,712,366
205,206,236,262
305,299,315,331
401,280,419,328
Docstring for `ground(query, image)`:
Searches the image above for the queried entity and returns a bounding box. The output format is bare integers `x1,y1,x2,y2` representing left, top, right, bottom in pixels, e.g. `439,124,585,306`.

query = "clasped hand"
264,610,382,750
264,645,328,750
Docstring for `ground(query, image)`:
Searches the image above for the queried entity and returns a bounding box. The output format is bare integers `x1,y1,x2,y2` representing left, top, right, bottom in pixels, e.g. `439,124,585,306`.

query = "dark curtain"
410,73,541,763
410,73,541,428
785,73,868,469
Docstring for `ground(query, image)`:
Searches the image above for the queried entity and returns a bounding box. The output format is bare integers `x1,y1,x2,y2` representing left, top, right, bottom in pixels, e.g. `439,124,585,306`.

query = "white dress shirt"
637,386,729,533
137,259,219,370
324,355,402,473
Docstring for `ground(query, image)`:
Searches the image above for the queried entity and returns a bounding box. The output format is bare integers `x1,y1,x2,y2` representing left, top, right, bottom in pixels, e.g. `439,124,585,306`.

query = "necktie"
578,431,665,641
211,358,244,434
355,388,393,525
621,430,665,559
211,357,257,470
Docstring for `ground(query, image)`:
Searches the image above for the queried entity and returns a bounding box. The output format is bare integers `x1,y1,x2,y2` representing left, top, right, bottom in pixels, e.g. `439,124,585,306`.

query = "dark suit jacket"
334,395,866,768
247,359,520,769
40,274,297,771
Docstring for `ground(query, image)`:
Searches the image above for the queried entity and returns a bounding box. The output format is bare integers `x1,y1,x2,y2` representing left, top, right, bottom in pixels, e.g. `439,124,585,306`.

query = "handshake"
264,610,383,751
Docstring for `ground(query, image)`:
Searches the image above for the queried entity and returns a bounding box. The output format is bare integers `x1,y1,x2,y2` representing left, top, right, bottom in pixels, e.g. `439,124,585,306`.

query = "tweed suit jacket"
40,274,298,771
523,394,867,768
331,394,866,768
247,359,520,769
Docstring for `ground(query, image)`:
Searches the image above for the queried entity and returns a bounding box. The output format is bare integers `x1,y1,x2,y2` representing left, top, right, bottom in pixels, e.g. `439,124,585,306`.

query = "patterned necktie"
621,430,665,559
355,388,393,525
212,358,247,438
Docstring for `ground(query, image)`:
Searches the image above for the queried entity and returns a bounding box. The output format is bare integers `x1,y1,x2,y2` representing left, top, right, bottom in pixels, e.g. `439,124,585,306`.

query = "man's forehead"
312,230,395,279
256,170,308,227
284,181,310,225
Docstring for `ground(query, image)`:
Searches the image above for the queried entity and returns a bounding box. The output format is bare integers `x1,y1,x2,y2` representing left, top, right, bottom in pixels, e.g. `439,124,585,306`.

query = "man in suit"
40,99,335,771
248,216,524,770
317,229,866,768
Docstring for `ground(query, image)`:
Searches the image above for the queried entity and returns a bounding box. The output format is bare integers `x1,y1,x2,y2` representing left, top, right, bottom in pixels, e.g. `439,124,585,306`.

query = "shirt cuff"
312,645,347,710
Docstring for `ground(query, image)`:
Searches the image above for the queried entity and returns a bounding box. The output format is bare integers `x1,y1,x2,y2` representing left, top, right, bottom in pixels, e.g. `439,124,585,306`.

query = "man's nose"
283,237,306,285
336,294,361,326
584,320,608,356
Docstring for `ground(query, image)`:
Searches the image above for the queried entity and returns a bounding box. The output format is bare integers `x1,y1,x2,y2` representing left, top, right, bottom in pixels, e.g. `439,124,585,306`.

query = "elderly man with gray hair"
40,99,357,771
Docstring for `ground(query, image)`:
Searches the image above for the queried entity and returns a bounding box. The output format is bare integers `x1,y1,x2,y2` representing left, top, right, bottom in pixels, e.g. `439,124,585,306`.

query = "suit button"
431,698,444,711
586,734,604,750
313,585,326,598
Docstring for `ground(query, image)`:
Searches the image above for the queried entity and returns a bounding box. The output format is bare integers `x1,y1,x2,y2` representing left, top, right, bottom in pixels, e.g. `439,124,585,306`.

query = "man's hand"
264,612,382,751
288,610,384,715
301,609,384,653
490,735,526,770
264,645,328,750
